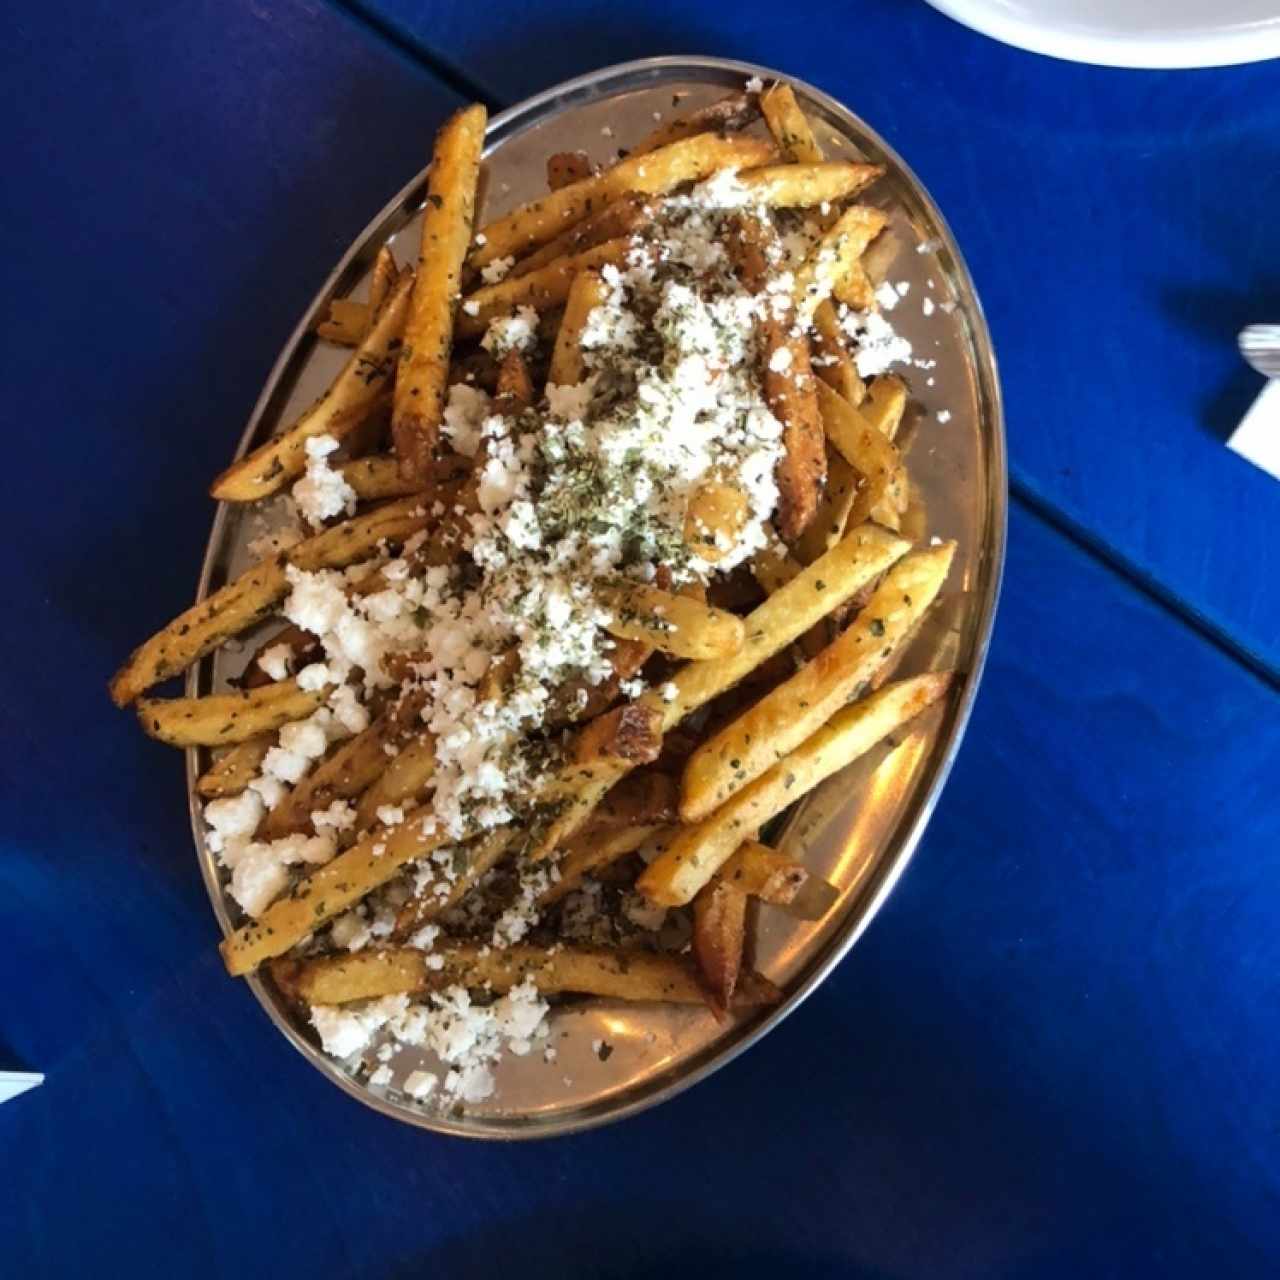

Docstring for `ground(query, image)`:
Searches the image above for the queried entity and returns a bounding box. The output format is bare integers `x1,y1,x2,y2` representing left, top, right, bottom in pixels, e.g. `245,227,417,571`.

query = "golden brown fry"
579,770,678,836
138,679,329,749
681,543,955,820
792,447,859,565
632,91,760,155
538,824,665,907
339,454,422,501
393,103,487,482
737,162,883,208
315,297,370,346
241,624,320,689
759,82,824,163
212,273,413,502
546,150,594,190
468,133,773,270
548,269,608,387
749,535,803,596
458,238,631,338
508,192,653,280
354,730,438,829
599,584,745,661
531,523,911,858
812,299,865,405
392,828,514,939
716,840,810,906
367,244,400,317
815,379,902,528
573,702,663,766
793,206,890,325
195,737,273,798
693,878,748,1014
834,263,876,312
861,374,909,439
684,480,749,562
764,320,825,541
641,672,954,905
276,942,780,1008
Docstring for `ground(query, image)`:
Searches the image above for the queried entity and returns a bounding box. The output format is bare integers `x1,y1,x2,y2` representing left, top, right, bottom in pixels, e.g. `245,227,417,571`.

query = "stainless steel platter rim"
186,54,1006,1140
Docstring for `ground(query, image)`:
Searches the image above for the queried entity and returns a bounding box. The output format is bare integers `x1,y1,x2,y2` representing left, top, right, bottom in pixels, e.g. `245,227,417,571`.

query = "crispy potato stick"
632,91,760,155
759,82,824,163
260,695,426,839
764,320,826,541
195,736,273,798
110,496,428,707
749,535,804,596
393,103,487,482
493,348,535,413
834,264,876,312
599,584,745,661
547,636,651,728
212,273,413,502
138,679,329,748
812,299,865,405
392,828,514,939
548,269,608,387
579,769,678,836
815,379,902,528
737,162,882,208
681,543,955,820
509,192,653,280
693,878,748,1014
546,150,594,190
538,824,665,907
367,244,400,318
468,133,773,270
277,943,780,1008
861,374,908,439
684,480,749,561
458,239,631,337
573,703,663,766
355,731,438,829
220,805,466,975
241,623,319,689
532,524,911,857
792,447,859,565
315,297,370,346
339,454,421,501
716,840,810,906
641,672,954,905
793,206,890,325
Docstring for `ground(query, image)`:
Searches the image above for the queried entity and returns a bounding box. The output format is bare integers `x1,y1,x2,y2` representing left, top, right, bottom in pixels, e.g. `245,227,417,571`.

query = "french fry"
393,103,487,482
276,942,780,1008
684,480,749,561
457,238,631,338
693,878,748,1014
834,264,876,312
680,543,955,820
367,244,400,318
640,672,954,905
599,584,745,661
573,703,663,766
815,379,901,528
792,447,860,565
212,273,414,502
793,206,890,325
812,299,865,405
241,623,319,689
354,730,437,829
220,806,466,975
632,91,760,155
546,150,594,190
764,319,826,541
508,192,653,280
737,162,882,208
546,636,650,729
538,824,665,907
548,269,608,387
749,535,803,596
259,695,426,840
759,82,824,163
339,454,423,501
531,523,910,857
578,769,678,836
468,133,774,271
138,679,329,748
392,827,514,939
861,374,909,439
715,840,810,906
195,737,273,798
315,297,370,346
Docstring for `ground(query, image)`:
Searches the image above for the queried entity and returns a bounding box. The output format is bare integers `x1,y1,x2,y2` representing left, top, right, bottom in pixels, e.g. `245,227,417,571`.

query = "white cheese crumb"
473,232,487,246
310,995,408,1059
481,305,539,356
479,255,515,285
462,300,480,316
937,410,952,423
257,643,293,682
745,75,764,93
767,345,793,374
403,1069,439,1101
376,804,406,828
292,435,356,530
873,282,900,311
922,296,935,317
600,125,614,138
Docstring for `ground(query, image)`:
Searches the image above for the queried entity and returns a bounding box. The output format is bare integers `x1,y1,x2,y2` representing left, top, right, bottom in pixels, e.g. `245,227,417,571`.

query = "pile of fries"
111,79,956,1103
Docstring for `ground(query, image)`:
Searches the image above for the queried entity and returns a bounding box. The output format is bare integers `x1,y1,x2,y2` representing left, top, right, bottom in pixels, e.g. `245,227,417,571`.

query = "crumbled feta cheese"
292,435,356,529
376,804,406,828
479,255,515,285
310,995,408,1058
937,410,952,423
745,75,764,93
257,643,293,681
403,1070,438,1100
480,305,538,357
767,345,793,374
922,296,935,317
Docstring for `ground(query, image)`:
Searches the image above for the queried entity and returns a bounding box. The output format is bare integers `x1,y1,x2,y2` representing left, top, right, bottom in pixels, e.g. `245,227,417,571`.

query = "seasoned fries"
112,79,966,1113
393,104,487,481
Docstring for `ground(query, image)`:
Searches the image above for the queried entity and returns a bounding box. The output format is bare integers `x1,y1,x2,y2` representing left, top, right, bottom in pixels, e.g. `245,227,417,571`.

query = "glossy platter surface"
187,56,1006,1138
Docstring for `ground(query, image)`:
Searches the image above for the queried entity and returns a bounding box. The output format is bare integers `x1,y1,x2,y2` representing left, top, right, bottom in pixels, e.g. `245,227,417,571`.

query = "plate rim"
924,0,1280,68
185,53,1007,1140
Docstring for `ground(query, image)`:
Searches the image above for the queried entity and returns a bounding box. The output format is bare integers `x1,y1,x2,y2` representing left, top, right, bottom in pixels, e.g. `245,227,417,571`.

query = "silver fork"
1239,325,1280,378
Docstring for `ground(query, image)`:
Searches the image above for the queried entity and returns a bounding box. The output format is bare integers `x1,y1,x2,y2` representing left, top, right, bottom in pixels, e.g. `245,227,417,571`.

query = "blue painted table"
2,1,1278,1275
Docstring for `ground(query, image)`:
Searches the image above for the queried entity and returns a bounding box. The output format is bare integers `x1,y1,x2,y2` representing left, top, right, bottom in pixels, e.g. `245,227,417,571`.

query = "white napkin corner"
1227,380,1280,481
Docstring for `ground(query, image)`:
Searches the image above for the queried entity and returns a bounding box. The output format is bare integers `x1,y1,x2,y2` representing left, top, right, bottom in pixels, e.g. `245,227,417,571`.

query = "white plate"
925,0,1280,68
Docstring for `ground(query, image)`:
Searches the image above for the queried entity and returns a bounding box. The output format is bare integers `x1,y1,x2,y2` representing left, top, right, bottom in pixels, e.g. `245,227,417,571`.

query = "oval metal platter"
186,56,1006,1139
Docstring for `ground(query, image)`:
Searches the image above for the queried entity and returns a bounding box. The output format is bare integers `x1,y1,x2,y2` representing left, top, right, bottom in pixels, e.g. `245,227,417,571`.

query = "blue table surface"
3,1,1279,1276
